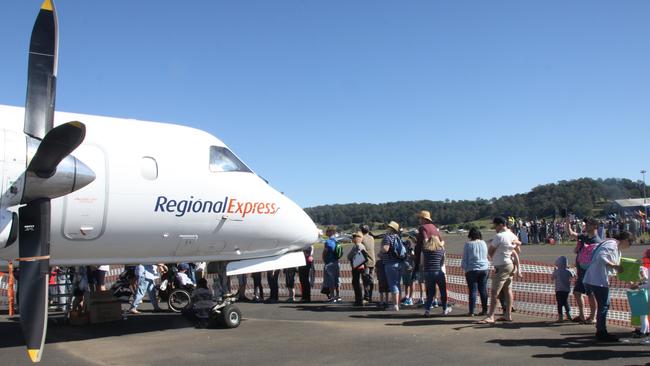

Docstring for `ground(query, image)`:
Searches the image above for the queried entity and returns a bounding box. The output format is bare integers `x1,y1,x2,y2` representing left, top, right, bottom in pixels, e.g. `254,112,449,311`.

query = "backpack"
577,241,605,270
334,242,344,259
391,235,407,260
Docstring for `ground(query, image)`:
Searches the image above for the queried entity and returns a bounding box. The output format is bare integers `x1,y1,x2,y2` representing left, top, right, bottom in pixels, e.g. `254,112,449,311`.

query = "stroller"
111,266,136,303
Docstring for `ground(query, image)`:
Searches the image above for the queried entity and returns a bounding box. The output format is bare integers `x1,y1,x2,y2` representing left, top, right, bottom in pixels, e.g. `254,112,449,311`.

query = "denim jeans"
585,284,610,334
465,270,488,314
131,277,160,310
384,262,401,294
424,271,447,311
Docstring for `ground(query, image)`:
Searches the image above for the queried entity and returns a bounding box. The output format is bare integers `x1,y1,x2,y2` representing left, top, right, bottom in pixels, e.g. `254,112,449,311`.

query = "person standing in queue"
265,269,280,303
461,228,489,316
584,231,634,341
322,226,342,302
566,217,600,324
360,225,376,304
382,221,403,311
130,264,162,314
298,245,314,303
479,217,520,324
415,211,442,306
348,231,368,306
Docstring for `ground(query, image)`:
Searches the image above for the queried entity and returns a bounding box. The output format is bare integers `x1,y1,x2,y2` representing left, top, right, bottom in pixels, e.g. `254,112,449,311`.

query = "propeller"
16,1,95,362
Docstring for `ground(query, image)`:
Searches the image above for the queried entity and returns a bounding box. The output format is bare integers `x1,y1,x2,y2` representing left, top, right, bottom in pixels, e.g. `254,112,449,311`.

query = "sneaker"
424,310,430,317
432,299,439,308
403,298,413,306
443,306,452,316
418,298,425,306
392,305,400,311
632,330,646,338
128,308,141,315
335,297,342,303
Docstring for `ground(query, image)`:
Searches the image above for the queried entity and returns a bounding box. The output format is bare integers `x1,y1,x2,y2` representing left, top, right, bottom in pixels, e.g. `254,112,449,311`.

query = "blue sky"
1,1,648,208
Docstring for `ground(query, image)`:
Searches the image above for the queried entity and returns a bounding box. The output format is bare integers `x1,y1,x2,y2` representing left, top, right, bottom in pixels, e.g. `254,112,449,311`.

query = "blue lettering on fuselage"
154,195,229,217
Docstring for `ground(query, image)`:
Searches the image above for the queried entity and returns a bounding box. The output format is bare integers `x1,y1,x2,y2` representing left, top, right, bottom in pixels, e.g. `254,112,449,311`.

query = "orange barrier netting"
1,258,636,328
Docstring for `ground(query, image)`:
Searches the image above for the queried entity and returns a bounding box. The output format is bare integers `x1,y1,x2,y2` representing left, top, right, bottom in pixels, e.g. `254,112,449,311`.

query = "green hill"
304,177,647,228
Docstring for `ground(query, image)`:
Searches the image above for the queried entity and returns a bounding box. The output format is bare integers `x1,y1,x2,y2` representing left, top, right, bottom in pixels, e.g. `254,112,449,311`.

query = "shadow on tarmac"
488,334,650,362
0,312,218,349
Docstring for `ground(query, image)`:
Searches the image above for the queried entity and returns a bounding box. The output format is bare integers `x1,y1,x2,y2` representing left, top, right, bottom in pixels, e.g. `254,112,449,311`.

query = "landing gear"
209,297,242,328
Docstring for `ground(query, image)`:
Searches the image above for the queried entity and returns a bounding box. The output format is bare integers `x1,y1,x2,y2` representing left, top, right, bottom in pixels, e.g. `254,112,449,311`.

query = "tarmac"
2,300,650,366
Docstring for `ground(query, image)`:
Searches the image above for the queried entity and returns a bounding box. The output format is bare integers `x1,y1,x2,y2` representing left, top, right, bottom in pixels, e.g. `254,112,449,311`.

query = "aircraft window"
209,146,252,173
140,156,158,180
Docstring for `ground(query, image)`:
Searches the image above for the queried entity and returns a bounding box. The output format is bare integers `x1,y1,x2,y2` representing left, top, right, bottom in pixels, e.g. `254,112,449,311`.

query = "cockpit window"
209,146,252,173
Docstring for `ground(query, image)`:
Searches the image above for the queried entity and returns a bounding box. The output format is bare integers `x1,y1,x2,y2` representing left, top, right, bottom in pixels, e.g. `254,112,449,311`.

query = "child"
552,255,575,322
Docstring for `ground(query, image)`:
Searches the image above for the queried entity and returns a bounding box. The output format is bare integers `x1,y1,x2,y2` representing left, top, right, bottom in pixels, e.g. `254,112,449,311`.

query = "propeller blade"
27,121,86,178
24,0,58,140
18,199,51,363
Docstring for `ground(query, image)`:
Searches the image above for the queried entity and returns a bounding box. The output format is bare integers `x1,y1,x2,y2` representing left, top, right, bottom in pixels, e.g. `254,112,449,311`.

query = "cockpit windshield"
209,146,252,173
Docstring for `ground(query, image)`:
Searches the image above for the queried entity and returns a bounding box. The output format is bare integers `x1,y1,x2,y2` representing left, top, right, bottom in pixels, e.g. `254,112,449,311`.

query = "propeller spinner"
15,0,95,362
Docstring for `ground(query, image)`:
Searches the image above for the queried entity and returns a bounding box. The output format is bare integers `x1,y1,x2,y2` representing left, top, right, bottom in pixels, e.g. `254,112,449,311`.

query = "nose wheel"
210,303,241,328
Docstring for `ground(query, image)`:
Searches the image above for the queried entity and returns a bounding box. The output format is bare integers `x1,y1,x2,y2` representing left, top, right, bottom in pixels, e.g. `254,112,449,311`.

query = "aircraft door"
61,144,107,240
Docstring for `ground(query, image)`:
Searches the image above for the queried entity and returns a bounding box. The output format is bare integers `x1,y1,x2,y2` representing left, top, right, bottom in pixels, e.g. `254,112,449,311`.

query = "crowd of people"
507,211,647,244
38,209,646,342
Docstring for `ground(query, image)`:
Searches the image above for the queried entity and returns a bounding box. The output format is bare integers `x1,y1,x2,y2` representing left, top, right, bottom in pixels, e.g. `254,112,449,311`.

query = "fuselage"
0,104,319,266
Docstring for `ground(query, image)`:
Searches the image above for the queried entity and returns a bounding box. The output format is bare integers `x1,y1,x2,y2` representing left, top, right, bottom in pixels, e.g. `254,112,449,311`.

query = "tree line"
304,178,648,228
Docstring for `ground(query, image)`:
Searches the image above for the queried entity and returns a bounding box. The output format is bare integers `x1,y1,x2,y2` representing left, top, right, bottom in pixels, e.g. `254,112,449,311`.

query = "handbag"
352,249,368,269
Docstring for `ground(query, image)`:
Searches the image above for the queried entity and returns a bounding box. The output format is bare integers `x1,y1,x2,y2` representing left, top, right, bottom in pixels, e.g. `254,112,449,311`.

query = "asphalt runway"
2,301,650,366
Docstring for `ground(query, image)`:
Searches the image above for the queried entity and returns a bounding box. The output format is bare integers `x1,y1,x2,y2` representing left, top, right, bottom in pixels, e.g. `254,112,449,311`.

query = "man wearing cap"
415,211,442,305
360,225,376,303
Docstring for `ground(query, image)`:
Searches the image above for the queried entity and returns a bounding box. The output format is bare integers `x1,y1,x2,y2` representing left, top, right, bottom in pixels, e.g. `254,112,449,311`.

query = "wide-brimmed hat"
418,210,433,222
386,221,400,232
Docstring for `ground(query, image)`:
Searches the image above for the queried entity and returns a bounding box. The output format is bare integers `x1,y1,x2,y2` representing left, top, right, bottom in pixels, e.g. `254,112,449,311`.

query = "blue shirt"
461,240,489,272
324,237,338,264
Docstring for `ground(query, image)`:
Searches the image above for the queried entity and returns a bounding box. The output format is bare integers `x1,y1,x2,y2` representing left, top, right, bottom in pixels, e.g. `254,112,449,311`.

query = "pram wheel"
168,289,192,313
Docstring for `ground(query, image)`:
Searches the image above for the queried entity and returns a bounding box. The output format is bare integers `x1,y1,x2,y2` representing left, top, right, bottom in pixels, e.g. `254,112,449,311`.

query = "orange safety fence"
0,258,637,328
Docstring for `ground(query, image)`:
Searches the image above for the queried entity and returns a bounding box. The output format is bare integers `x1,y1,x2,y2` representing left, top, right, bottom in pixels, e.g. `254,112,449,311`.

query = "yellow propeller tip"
41,0,53,11
27,349,42,363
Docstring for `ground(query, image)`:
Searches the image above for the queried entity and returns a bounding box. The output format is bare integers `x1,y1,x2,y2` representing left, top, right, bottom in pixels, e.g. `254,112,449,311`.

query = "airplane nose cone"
72,157,95,192
294,207,319,247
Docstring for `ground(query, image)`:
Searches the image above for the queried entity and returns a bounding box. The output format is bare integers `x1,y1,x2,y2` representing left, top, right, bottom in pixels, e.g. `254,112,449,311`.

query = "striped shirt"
381,234,401,264
422,249,445,272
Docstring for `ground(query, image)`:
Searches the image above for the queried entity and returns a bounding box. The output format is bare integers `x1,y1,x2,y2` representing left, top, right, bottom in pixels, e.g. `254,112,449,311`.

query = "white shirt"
98,265,110,272
490,230,518,266
177,272,194,286
583,240,620,288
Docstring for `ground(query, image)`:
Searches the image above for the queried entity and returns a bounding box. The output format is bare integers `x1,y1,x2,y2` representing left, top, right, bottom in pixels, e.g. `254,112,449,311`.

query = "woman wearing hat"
382,221,403,311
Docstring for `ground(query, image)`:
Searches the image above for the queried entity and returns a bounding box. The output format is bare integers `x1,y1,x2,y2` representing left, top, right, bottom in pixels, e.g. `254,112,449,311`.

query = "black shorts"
573,268,592,295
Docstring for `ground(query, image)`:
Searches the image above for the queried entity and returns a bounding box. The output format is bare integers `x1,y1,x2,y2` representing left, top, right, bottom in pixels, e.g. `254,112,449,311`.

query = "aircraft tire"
220,305,241,329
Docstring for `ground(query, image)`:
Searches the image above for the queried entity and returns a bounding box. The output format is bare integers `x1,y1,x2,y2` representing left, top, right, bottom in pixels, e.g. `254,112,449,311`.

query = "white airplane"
0,1,319,362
